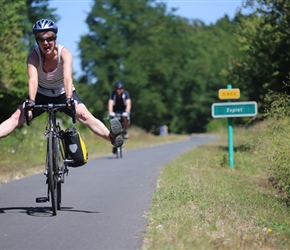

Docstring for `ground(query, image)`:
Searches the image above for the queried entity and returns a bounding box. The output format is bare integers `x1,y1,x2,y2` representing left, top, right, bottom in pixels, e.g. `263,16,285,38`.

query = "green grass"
0,116,187,183
142,123,290,249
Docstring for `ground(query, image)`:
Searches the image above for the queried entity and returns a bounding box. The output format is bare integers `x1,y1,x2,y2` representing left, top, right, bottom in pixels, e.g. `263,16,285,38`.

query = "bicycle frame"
25,103,75,215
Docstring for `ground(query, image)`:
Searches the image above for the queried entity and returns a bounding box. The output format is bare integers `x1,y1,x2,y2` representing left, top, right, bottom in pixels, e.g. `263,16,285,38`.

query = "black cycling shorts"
29,91,83,119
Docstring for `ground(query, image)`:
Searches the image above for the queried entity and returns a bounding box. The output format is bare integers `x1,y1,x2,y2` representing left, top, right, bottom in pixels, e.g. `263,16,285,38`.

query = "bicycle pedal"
36,197,48,203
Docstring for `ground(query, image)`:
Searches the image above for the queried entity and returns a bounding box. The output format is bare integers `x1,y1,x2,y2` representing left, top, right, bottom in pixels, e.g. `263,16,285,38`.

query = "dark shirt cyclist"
108,81,131,139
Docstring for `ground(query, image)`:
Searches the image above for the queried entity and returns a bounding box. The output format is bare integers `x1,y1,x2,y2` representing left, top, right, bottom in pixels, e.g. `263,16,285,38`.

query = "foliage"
79,0,180,131
185,16,243,132
255,89,290,200
232,0,290,108
0,0,59,121
78,0,242,133
206,118,228,132
0,0,28,118
25,0,60,51
3,0,290,135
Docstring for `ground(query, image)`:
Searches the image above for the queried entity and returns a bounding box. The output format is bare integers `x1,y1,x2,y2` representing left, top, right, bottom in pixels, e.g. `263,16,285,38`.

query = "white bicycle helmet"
33,19,58,35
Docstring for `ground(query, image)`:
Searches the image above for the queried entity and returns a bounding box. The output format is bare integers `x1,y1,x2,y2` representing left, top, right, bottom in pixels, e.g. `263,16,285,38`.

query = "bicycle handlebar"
25,102,76,126
103,113,122,121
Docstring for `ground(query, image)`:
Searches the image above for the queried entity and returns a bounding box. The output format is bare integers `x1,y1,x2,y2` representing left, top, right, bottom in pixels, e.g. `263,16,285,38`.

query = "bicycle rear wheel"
115,146,123,159
48,131,57,216
116,147,119,159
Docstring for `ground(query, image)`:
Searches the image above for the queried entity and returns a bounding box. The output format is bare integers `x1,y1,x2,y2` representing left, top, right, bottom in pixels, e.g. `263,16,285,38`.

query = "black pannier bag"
62,127,88,167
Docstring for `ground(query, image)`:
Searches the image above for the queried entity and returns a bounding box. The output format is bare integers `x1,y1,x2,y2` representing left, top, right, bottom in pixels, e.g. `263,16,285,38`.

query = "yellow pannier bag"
62,127,88,167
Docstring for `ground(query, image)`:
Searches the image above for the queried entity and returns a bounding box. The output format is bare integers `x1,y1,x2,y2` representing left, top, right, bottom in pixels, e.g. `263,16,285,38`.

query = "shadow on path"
0,206,100,217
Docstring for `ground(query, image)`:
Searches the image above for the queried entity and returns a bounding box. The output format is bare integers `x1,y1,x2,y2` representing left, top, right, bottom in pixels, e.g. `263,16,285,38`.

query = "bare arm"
108,99,114,113
61,47,73,99
125,99,131,113
26,51,39,101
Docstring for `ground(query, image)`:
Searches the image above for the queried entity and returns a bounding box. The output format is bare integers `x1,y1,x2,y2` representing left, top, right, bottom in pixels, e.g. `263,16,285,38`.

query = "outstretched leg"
75,103,123,147
121,115,130,139
0,105,27,139
122,116,130,131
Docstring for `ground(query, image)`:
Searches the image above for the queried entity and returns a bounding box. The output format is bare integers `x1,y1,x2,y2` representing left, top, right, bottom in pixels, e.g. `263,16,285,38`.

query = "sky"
49,0,245,77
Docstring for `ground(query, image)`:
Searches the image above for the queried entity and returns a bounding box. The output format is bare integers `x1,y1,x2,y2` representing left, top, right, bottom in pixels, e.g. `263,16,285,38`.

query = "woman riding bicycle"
0,18,123,148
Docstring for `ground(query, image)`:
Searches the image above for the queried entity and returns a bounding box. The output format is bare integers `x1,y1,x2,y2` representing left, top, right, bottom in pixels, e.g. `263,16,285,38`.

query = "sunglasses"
37,36,56,43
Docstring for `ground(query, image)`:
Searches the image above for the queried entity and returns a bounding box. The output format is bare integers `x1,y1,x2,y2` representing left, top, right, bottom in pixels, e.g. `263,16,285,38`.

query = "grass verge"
142,122,290,249
0,119,188,184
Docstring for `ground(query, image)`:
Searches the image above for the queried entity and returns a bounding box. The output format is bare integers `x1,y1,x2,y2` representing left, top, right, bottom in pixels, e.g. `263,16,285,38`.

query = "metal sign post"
228,116,234,168
211,85,258,168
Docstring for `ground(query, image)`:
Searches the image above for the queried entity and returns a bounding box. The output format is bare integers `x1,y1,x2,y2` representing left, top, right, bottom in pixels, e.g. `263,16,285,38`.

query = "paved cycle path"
0,135,216,250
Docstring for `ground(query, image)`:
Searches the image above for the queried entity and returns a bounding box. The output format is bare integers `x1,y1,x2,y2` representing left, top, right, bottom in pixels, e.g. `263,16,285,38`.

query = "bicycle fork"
36,128,58,204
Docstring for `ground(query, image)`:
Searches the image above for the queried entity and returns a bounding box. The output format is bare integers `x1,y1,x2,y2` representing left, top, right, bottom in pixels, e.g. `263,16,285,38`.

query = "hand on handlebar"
66,97,75,109
109,112,115,118
25,99,35,111
123,112,130,117
66,98,76,124
24,99,35,126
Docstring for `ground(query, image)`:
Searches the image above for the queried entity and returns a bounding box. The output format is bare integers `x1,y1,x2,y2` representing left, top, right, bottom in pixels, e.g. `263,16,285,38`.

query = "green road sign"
212,101,258,118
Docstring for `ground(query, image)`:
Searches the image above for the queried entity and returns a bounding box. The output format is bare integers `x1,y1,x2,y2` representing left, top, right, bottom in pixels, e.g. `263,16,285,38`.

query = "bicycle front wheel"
54,135,64,210
47,131,57,216
119,146,123,158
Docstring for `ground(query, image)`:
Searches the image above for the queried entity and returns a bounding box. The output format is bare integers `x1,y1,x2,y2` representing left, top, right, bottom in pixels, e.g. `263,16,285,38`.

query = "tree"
79,0,190,131
0,0,60,120
0,0,28,119
25,0,60,51
232,0,290,107
78,0,243,133
179,16,242,132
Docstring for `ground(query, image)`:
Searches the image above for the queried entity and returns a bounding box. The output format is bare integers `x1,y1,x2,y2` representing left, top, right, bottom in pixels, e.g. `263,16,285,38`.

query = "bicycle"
25,102,76,216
